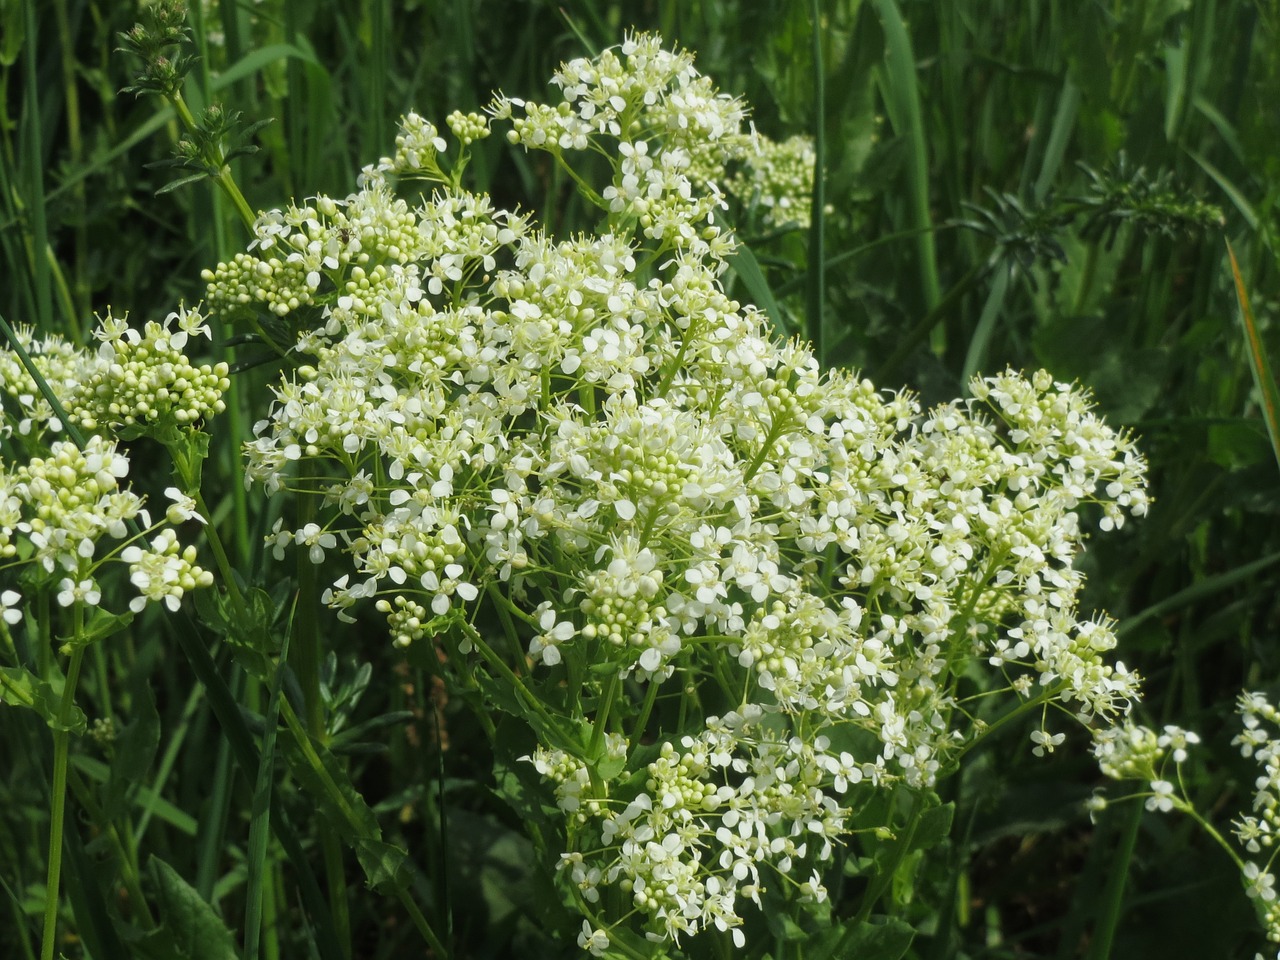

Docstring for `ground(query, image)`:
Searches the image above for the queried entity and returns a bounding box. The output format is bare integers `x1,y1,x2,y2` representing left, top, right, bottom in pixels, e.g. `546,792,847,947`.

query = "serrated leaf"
282,715,414,892
352,838,412,891
0,664,87,734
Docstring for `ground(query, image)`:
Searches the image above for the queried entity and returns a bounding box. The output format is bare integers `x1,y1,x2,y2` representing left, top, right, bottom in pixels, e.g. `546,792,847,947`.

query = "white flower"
1245,862,1277,902
165,487,205,525
577,921,610,956
1,589,23,624
1145,779,1176,813
1030,729,1066,757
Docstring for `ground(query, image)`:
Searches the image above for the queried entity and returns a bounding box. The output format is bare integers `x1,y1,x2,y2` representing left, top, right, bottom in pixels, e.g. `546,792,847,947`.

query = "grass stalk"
1228,240,1280,472
39,639,85,960
20,0,53,336
806,0,827,363
1084,800,1142,960
873,0,942,320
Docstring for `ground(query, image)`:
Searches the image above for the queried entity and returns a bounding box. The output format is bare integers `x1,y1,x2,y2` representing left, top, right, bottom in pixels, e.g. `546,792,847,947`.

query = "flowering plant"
196,32,1156,956
2,22,1274,960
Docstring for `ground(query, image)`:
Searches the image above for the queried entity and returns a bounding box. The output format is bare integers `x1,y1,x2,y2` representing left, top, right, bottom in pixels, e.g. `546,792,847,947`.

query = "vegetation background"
2,0,1278,957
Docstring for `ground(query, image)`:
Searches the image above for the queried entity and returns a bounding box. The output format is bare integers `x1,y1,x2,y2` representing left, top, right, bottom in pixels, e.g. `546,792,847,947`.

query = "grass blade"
244,633,291,960
1117,548,1280,638
1227,240,1280,473
807,0,827,363
873,0,942,318
20,0,53,335
728,243,787,334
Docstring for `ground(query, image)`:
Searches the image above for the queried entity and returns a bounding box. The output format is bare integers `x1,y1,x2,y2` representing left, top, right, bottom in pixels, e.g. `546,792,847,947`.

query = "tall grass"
1,0,1277,957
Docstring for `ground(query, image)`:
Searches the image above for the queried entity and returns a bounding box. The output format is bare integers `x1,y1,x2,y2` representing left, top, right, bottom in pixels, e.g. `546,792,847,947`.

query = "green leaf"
1229,241,1280,474
138,857,238,960
728,243,787,333
69,606,135,649
0,664,87,734
281,711,412,891
193,574,285,680
103,681,161,821
810,916,915,960
155,172,213,196
910,800,955,854
214,43,323,91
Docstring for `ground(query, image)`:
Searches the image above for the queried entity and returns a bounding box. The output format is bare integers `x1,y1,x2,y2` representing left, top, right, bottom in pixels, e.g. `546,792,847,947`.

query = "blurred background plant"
1,0,1278,958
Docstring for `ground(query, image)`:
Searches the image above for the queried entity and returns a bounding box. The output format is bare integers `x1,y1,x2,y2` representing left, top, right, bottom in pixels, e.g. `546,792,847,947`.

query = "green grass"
2,1,1279,957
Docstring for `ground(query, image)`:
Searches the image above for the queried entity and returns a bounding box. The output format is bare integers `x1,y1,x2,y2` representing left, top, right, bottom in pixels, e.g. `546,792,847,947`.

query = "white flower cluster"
0,436,212,624
207,34,1150,952
727,133,817,230
1092,721,1199,813
0,307,228,438
539,706,859,947
1232,692,1280,942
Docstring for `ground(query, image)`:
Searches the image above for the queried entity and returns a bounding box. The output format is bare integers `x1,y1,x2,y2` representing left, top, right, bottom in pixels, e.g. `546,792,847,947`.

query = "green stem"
40,639,86,960
1085,799,1142,960
165,91,257,231
834,790,926,949
460,621,569,745
631,678,661,744
589,671,620,761
279,699,448,958
940,682,1065,778
806,0,827,364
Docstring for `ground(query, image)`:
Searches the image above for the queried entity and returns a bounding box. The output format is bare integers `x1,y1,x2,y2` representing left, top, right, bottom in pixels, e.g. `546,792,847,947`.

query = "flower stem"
40,638,85,960
165,90,258,231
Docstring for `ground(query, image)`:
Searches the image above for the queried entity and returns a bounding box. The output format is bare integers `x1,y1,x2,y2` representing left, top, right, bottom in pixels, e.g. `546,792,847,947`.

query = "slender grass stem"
40,637,85,960
20,0,53,336
1084,800,1142,960
806,0,827,364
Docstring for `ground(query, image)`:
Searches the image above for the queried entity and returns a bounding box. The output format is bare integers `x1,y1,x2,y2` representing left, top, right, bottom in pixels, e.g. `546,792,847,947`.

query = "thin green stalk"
960,266,1012,392
461,622,563,737
1228,241,1280,473
40,638,86,960
244,632,291,960
1084,800,1142,960
52,0,87,323
940,682,1066,777
290,482,350,954
278,699,448,959
873,0,942,321
162,91,257,231
589,671,621,762
21,0,53,335
806,0,827,363
826,789,926,953
195,668,240,900
631,678,661,743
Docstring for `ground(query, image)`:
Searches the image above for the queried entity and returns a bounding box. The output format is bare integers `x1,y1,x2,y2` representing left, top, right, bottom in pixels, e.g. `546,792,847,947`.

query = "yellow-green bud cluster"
446,110,490,146
71,311,229,432
727,134,816,230
202,251,315,317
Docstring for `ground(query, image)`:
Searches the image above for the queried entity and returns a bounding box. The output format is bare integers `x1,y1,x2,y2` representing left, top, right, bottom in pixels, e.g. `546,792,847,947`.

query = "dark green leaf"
139,857,238,960
0,664,87,734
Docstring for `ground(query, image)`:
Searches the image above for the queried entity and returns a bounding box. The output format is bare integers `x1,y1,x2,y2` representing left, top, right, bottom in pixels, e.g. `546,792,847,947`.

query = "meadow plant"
1,24,1274,960
201,32,1152,953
